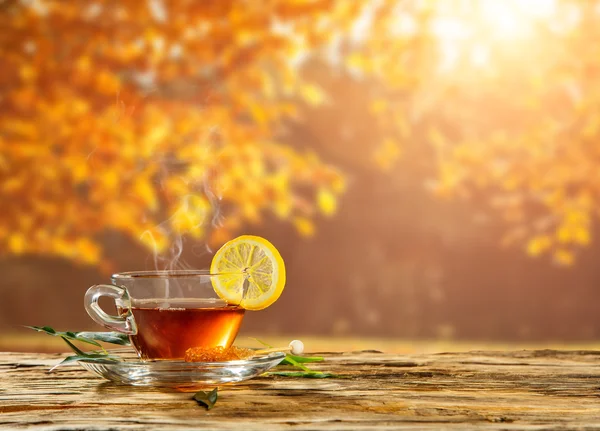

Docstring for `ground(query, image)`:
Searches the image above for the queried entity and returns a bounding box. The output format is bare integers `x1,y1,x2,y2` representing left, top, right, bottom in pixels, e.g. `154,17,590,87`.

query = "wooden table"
1,349,599,430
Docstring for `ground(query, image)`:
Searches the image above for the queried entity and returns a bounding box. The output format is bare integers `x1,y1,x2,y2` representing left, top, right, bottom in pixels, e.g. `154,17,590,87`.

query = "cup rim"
112,270,225,280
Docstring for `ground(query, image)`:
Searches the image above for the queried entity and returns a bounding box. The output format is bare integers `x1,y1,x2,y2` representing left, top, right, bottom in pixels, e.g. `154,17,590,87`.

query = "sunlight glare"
479,0,556,40
428,0,557,71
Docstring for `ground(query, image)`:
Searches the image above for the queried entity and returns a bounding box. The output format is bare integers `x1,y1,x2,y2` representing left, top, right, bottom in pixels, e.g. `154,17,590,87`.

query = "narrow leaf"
49,354,119,372
75,331,131,346
250,337,273,348
251,338,326,373
266,371,342,378
25,326,130,347
25,326,102,348
61,337,89,356
281,354,324,365
252,338,323,369
280,354,311,372
193,388,218,410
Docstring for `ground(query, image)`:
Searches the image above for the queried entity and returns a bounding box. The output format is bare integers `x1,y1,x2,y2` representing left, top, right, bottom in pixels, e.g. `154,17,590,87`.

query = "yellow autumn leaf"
8,234,26,254
294,216,315,237
556,225,572,244
71,160,88,183
346,53,367,71
526,235,552,256
101,170,119,191
249,103,269,126
299,83,326,106
139,228,169,254
133,178,158,211
0,1,362,266
274,197,293,218
19,65,36,81
242,201,261,223
76,238,100,263
572,225,591,246
72,98,90,116
170,196,209,234
317,188,337,216
369,98,387,114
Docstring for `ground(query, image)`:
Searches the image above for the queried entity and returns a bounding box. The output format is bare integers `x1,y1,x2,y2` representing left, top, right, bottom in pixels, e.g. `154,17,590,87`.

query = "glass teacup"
84,270,245,360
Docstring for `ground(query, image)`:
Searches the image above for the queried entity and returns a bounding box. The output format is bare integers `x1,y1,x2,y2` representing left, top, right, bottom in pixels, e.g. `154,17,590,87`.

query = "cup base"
77,348,285,389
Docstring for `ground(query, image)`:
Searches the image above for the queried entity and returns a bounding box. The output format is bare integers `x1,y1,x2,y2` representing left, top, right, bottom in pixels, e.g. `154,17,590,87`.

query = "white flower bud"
289,339,304,355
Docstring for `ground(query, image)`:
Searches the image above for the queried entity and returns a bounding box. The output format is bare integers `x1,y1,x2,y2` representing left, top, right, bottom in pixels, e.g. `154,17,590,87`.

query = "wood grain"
1,350,600,430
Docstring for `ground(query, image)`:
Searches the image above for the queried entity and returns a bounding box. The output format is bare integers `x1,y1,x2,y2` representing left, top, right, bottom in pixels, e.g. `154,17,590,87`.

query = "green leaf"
75,331,131,346
252,338,324,370
27,326,127,372
49,353,119,372
41,326,56,334
281,354,324,365
266,371,342,378
25,326,130,347
193,388,218,410
26,326,98,346
26,326,101,348
60,337,89,356
280,354,311,372
250,337,273,348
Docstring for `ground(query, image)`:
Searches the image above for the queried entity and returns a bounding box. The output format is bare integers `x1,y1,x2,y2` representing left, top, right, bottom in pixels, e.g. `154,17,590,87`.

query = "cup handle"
84,284,137,335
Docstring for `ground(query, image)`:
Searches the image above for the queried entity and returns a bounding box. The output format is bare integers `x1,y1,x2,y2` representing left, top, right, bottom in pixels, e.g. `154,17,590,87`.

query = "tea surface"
127,302,245,359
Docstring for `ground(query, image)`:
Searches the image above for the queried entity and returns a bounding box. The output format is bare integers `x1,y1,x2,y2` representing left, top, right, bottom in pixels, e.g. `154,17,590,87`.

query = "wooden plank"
4,331,600,354
1,350,600,430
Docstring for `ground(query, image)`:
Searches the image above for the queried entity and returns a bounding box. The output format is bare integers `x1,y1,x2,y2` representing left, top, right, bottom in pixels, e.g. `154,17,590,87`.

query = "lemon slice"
210,235,286,310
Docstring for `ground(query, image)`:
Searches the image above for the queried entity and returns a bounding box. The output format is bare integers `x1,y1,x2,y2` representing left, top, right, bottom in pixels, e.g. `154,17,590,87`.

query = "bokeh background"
2,0,600,351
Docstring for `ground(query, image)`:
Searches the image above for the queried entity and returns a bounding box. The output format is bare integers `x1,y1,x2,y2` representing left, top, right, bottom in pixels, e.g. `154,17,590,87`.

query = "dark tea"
121,299,245,360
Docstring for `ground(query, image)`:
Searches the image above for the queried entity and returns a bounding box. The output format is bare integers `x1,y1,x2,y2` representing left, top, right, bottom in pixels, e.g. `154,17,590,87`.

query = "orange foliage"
0,0,353,264
1,0,597,267
414,1,599,265
346,0,599,265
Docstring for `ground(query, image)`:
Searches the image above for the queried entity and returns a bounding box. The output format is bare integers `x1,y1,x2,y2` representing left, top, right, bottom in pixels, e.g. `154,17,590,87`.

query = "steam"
202,168,225,254
104,89,226,277
140,153,225,273
138,170,224,307
140,222,190,273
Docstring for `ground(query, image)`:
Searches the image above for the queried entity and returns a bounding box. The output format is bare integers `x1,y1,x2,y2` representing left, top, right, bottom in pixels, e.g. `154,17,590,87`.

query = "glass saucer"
78,349,286,389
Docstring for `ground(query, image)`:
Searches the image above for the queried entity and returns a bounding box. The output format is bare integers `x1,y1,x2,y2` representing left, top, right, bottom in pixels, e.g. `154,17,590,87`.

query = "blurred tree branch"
0,0,351,265
1,0,597,267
